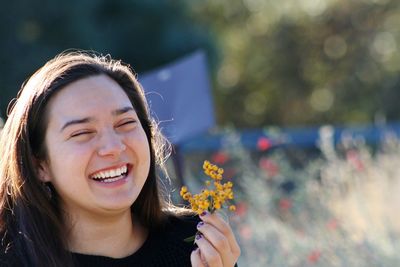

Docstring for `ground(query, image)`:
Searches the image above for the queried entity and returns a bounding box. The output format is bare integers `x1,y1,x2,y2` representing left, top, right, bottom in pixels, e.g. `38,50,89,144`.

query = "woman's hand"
191,211,241,267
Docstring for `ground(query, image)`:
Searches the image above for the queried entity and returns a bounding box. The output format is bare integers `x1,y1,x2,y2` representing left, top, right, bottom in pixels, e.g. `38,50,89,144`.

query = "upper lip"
88,163,130,178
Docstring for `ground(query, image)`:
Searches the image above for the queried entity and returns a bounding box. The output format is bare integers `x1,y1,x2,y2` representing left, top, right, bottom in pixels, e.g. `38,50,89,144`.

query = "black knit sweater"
71,215,199,267
0,215,200,267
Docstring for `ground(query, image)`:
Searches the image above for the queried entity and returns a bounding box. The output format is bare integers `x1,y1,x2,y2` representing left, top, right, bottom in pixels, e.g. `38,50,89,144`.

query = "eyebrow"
60,106,135,132
112,106,134,116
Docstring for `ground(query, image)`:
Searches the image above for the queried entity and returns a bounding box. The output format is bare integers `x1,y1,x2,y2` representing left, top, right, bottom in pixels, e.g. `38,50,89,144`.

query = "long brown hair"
0,51,170,266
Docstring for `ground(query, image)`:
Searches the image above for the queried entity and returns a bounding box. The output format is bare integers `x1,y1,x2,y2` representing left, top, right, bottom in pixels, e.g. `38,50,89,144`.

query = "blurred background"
3,0,400,127
2,0,400,266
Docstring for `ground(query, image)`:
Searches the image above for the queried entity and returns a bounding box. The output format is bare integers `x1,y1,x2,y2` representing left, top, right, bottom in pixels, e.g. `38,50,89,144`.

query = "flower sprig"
180,160,236,215
180,160,236,242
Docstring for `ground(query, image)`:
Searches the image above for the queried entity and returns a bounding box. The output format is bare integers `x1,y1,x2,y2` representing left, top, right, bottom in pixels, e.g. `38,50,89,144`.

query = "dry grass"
183,127,400,266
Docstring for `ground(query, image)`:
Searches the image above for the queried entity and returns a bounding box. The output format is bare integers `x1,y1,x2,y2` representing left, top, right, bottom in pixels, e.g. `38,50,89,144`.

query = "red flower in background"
257,137,272,151
326,218,339,231
259,157,280,177
307,250,321,264
224,168,237,179
239,225,253,240
211,151,229,165
279,197,292,211
346,150,365,171
235,201,248,217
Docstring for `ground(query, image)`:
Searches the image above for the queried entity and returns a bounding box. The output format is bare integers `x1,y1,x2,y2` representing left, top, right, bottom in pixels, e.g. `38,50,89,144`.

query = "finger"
196,221,234,267
200,211,241,257
195,233,223,267
196,221,228,253
191,248,207,267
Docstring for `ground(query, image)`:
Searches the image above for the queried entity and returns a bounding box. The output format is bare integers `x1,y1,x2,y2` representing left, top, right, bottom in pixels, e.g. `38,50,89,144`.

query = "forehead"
46,74,134,122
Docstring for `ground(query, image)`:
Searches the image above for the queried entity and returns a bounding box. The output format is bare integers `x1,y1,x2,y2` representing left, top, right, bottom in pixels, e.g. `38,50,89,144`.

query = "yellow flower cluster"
180,160,236,215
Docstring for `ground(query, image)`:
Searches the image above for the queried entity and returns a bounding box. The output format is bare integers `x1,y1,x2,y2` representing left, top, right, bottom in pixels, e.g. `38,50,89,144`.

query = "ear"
36,160,52,183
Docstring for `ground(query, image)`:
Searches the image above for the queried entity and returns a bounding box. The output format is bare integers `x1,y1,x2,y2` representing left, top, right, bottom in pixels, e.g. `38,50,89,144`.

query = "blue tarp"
139,50,215,145
178,123,400,152
138,51,400,153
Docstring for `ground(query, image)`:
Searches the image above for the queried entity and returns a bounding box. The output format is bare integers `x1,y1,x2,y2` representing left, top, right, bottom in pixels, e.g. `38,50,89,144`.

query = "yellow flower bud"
209,171,216,179
214,182,223,191
180,186,188,196
224,182,233,188
202,189,210,197
183,192,192,200
181,160,235,215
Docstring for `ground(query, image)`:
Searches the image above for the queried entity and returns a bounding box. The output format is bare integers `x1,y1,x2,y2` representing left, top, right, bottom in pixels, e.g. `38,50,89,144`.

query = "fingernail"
197,221,204,228
200,211,208,217
195,233,203,240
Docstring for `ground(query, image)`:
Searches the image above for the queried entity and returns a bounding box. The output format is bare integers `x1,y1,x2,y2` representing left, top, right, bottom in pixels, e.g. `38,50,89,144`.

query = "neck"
67,210,147,258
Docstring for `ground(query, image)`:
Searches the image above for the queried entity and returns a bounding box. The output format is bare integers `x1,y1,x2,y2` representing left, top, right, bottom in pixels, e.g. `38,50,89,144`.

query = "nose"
97,129,126,157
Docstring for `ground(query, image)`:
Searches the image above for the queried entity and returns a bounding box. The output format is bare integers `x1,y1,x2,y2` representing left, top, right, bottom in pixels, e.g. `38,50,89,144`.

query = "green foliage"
182,127,400,266
0,0,216,118
2,0,400,128
189,0,400,127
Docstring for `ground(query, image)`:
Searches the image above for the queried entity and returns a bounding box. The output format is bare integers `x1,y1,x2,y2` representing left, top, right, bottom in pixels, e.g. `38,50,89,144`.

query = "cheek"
55,143,92,161
141,134,151,163
46,140,93,178
128,130,151,167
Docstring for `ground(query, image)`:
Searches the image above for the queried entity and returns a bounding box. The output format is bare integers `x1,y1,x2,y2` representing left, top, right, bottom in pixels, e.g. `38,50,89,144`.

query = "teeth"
91,165,128,180
99,176,123,183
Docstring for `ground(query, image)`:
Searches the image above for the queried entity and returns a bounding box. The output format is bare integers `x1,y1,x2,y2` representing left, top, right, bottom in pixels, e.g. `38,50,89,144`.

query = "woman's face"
39,74,151,218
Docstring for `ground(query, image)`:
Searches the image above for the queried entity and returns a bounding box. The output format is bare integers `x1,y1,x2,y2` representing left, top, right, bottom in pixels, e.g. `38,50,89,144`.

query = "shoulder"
0,241,19,267
0,230,27,267
73,214,201,267
159,213,200,240
165,213,200,228
141,213,199,265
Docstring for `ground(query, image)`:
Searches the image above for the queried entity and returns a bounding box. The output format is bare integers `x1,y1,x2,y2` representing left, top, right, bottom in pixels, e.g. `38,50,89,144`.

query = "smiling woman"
39,74,151,218
0,51,240,266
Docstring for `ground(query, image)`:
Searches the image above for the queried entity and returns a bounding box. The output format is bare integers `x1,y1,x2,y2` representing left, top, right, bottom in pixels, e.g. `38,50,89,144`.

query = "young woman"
0,52,240,266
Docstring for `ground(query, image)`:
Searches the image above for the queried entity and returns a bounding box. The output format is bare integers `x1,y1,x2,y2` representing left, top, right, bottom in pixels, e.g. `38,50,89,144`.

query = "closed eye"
70,131,94,138
117,120,137,128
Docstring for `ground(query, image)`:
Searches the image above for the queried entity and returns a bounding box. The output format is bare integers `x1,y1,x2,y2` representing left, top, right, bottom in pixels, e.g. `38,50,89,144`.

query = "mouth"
89,164,131,183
